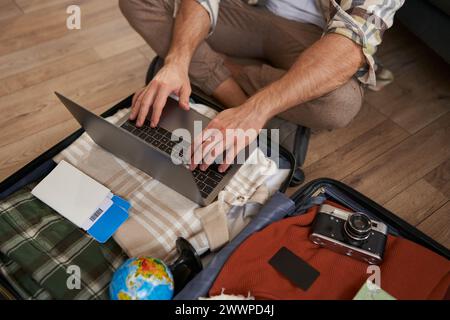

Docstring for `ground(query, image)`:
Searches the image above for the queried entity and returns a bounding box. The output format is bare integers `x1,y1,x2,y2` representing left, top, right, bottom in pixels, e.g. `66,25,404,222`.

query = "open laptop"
55,92,241,206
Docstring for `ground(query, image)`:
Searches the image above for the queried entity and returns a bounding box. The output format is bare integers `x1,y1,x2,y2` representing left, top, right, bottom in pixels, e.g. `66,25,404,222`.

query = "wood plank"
303,119,409,183
384,179,448,226
0,100,119,181
0,0,22,21
0,98,133,181
0,49,100,97
417,202,450,249
364,81,405,113
0,118,79,181
390,96,448,135
304,102,386,166
0,0,120,56
343,112,450,204
366,74,450,135
424,159,450,199
0,50,148,151
366,81,449,134
0,17,132,80
138,45,157,61
0,53,147,180
1,0,87,36
94,33,146,60
375,36,431,79
366,26,450,134
14,0,88,13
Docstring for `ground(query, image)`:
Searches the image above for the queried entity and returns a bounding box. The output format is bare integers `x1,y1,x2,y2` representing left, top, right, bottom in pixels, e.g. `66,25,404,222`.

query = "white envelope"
32,160,112,228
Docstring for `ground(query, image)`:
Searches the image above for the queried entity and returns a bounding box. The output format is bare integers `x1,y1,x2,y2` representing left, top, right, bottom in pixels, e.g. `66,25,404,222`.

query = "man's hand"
190,105,268,173
130,63,191,128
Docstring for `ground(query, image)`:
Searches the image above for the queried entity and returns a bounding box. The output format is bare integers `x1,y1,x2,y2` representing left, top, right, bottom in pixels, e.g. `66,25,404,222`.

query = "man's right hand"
130,62,191,128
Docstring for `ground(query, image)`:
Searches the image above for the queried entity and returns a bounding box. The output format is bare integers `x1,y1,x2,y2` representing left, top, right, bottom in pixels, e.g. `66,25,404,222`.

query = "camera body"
310,204,388,265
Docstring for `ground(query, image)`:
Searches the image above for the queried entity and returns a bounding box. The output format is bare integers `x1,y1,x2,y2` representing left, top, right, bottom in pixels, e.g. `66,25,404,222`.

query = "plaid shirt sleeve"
326,0,405,86
195,0,404,86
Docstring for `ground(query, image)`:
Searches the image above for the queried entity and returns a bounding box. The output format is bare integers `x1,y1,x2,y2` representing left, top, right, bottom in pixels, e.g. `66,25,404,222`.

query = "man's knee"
119,0,138,21
279,79,364,130
321,79,364,130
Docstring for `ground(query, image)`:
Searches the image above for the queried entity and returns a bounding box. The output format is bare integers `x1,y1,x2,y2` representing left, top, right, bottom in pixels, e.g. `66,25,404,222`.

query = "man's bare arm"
164,0,211,75
194,33,365,172
130,0,210,127
244,33,365,121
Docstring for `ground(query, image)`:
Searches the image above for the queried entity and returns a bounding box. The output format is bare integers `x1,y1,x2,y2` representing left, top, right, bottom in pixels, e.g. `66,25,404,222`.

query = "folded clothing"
0,187,126,300
209,203,450,300
54,105,287,261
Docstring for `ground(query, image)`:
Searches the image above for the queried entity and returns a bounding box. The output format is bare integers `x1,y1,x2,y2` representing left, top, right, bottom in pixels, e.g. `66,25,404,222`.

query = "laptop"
55,92,241,206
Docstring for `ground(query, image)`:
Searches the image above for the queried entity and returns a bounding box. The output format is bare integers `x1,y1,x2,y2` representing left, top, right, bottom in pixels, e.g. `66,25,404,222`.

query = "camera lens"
344,212,371,242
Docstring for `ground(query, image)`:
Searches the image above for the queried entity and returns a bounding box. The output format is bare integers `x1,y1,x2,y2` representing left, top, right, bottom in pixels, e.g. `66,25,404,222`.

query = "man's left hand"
190,104,268,173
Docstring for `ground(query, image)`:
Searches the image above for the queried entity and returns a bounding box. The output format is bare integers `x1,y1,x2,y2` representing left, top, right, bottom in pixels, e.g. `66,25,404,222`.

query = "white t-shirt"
265,0,325,29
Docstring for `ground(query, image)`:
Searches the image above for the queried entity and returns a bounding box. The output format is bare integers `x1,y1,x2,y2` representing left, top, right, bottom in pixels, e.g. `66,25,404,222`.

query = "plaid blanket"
0,186,126,300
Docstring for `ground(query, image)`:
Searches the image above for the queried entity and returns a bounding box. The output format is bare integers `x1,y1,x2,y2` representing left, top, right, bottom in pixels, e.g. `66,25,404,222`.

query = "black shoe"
265,117,310,187
291,125,310,187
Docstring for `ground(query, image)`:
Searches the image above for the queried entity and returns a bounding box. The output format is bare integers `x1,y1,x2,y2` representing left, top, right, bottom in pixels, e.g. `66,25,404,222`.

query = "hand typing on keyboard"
129,64,191,128
121,120,226,198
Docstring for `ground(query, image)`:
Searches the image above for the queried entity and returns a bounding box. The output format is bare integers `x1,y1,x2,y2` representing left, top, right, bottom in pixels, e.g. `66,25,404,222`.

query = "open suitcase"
1,82,448,300
0,90,297,300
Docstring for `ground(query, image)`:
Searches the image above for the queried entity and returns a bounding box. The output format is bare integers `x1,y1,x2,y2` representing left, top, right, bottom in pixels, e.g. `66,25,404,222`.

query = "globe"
110,257,174,300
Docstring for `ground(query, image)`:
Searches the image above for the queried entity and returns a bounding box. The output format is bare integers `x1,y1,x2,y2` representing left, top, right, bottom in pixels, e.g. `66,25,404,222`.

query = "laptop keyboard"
121,120,226,199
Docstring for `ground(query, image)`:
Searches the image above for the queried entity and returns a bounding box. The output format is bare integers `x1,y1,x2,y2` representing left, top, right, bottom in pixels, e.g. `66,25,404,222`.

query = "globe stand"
169,237,203,294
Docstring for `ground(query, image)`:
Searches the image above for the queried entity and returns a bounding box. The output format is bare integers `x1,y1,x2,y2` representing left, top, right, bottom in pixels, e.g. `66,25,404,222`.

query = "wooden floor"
0,1,449,248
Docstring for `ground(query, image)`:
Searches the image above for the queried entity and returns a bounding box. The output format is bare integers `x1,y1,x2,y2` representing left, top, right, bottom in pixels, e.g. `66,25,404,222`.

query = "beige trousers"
119,0,364,130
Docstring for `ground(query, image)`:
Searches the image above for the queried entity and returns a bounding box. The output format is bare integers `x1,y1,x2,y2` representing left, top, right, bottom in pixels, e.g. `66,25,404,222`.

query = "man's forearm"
244,33,365,121
164,0,211,71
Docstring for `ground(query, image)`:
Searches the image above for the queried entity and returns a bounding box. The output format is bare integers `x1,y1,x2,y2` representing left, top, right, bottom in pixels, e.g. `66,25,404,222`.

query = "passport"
87,195,130,243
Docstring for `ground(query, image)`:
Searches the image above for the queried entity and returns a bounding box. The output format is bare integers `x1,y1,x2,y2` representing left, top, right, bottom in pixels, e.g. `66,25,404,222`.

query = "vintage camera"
310,204,388,265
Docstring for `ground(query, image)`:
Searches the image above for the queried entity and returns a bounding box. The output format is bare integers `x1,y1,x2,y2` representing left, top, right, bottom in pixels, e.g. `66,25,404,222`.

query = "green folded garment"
0,187,127,300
